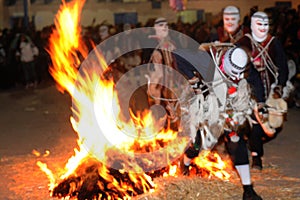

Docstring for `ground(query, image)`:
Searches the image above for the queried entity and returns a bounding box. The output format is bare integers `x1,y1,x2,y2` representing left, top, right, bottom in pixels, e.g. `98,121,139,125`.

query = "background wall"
0,0,299,30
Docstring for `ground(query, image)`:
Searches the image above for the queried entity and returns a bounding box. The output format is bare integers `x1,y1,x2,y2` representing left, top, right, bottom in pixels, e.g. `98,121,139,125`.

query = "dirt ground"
0,81,300,200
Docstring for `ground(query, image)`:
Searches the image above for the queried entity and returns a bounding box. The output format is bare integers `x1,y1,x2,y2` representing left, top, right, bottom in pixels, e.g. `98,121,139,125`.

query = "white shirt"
17,41,39,62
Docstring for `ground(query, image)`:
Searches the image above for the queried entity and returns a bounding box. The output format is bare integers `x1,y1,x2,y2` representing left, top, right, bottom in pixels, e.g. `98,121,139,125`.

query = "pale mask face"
154,22,169,39
251,12,269,42
223,14,240,33
223,6,240,34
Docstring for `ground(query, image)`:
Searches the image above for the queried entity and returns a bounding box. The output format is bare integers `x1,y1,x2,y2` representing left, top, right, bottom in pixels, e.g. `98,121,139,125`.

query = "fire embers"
50,148,232,200
52,158,155,200
192,151,231,179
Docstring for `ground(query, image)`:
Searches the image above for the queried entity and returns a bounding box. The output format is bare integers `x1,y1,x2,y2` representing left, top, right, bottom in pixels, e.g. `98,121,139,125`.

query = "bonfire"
37,0,233,199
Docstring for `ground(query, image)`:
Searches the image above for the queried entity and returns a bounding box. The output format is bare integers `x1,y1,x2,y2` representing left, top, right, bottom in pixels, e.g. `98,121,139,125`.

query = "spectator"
0,37,8,88
0,40,6,66
118,23,142,70
16,34,39,89
97,23,114,63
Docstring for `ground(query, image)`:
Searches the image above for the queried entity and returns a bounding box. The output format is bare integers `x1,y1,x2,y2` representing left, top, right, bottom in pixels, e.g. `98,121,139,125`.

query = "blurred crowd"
0,5,299,99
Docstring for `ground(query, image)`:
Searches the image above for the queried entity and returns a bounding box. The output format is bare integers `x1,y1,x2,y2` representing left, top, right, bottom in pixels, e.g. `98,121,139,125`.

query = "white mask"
154,18,169,39
223,6,240,34
251,11,269,42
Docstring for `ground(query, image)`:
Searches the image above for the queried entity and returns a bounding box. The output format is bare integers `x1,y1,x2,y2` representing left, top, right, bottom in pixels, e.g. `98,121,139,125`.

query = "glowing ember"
193,150,232,180
163,165,178,177
32,149,50,157
37,0,232,199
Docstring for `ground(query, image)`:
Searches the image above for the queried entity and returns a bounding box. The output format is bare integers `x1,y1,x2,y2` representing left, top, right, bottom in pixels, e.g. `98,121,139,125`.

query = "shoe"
243,185,263,200
179,156,190,176
252,156,262,170
181,164,190,176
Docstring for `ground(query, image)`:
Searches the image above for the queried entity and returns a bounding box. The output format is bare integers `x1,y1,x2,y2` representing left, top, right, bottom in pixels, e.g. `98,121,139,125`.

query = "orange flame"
37,0,180,197
48,0,89,94
37,161,56,191
37,0,232,198
193,150,231,180
163,165,178,177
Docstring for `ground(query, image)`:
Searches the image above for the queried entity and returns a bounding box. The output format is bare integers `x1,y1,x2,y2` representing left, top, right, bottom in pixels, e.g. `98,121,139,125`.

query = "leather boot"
243,184,263,200
252,156,262,170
